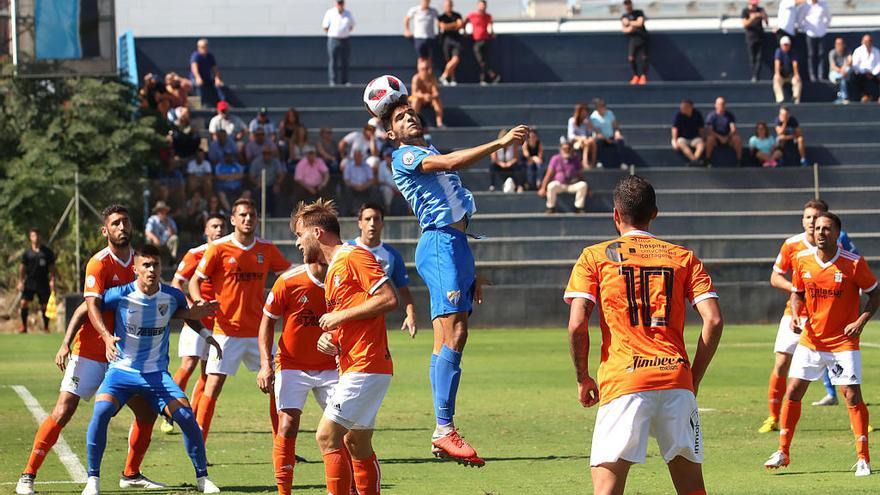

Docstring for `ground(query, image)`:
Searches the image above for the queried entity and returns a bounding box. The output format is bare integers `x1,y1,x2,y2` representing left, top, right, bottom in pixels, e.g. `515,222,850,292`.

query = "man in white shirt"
775,0,805,40
338,122,377,160
322,0,355,86
404,0,440,62
851,34,880,101
208,101,248,147
800,0,832,81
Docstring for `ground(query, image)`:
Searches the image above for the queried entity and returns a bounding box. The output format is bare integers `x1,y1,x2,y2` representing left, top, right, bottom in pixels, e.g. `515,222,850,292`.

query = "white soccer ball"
363,75,408,119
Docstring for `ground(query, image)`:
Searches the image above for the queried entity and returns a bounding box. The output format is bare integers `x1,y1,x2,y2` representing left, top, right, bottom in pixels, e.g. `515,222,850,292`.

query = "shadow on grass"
221,483,395,492
380,454,589,465
771,469,853,476
215,427,426,435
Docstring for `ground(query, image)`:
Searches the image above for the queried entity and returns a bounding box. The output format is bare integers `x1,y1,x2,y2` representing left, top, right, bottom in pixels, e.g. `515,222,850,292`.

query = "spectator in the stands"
185,189,208,228
214,151,245,207
249,146,285,216
164,72,191,120
375,149,401,213
209,101,248,148
567,103,598,169
189,38,224,107
186,149,213,196
317,127,340,170
171,108,201,160
466,0,501,85
339,121,378,159
245,127,279,164
742,0,769,82
800,0,832,82
287,126,311,164
207,129,237,165
621,0,649,85
490,128,525,193
155,159,186,208
671,99,706,167
200,194,229,225
249,107,276,139
590,98,627,169
774,106,809,166
705,96,744,166
277,108,305,159
522,129,544,190
749,121,783,167
538,140,588,214
342,149,377,214
294,145,331,203
410,58,445,128
773,36,802,104
828,37,852,103
404,0,439,64
775,0,804,41
145,201,180,260
438,0,464,86
323,0,355,86
851,34,880,102
141,73,172,116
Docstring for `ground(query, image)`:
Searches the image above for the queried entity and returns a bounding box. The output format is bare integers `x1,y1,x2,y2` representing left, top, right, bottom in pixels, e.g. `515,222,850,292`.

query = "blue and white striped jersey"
346,239,410,288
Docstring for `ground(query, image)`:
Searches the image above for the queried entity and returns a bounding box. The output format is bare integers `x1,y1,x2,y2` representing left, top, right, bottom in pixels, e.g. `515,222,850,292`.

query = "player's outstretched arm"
690,298,724,396
55,302,88,372
568,298,599,408
318,281,399,331
256,314,276,394
420,125,529,173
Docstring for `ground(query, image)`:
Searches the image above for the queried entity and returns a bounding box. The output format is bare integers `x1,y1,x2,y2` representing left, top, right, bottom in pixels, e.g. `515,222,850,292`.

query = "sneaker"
574,208,585,214
16,474,35,495
19,324,26,334
479,80,489,87
620,163,629,170
596,161,604,169
637,75,647,85
82,476,100,495
432,430,485,467
502,177,515,193
545,207,556,214
764,450,790,469
751,76,758,83
629,75,639,85
488,185,495,192
811,394,838,406
119,473,166,489
763,160,778,168
449,79,458,87
853,458,872,477
758,416,779,433
160,419,174,434
439,75,450,86
197,476,220,493
800,158,810,167
491,73,501,84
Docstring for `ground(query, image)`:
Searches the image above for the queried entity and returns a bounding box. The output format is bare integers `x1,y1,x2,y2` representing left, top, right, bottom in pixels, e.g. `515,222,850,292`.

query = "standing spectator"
522,129,544,190
185,189,208,227
773,36,803,104
671,99,706,166
164,72,192,120
705,96,744,166
490,128,525,193
323,0,355,86
774,106,809,166
294,145,331,203
438,0,464,86
590,98,628,169
342,150,376,214
209,101,248,148
775,0,805,41
189,38,224,107
537,141,588,214
244,127,279,164
749,121,783,167
186,149,213,196
404,0,439,63
249,147,285,216
800,0,832,81
248,107,276,139
214,152,245,207
145,201,180,260
851,34,880,102
620,0,649,85
466,0,501,85
742,0,769,82
207,129,237,165
277,108,305,159
567,103,598,169
171,108,201,160
18,229,56,333
828,37,852,103
339,122,377,159
410,58,445,127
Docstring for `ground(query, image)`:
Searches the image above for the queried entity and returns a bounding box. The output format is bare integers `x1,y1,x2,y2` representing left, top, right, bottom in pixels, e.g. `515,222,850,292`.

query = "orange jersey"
76,247,137,362
263,265,336,371
325,245,393,375
174,243,216,330
196,234,290,337
792,248,878,352
773,232,814,316
564,230,718,406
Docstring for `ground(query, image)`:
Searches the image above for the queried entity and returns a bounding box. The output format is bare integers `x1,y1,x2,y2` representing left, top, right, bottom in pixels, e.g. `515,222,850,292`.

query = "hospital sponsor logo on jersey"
807,286,843,299
295,309,320,328
627,355,689,373
447,290,461,304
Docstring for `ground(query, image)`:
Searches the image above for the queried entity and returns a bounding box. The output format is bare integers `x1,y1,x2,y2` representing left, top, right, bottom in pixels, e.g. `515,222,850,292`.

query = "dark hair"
28,227,40,236
573,103,588,125
614,175,657,225
380,97,410,132
804,199,829,212
136,244,162,259
101,204,129,221
232,198,257,214
358,202,385,220
205,213,227,225
816,211,841,232
755,120,769,136
681,99,693,106
291,199,341,237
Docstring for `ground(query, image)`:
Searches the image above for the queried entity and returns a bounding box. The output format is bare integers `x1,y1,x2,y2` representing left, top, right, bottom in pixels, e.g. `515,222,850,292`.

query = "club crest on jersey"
402,152,416,165
257,253,264,264
447,290,461,304
86,275,96,288
158,303,169,316
834,271,843,282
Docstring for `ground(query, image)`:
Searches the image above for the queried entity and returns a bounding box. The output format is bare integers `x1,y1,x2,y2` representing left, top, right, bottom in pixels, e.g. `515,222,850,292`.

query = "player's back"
75,247,136,362
176,243,215,300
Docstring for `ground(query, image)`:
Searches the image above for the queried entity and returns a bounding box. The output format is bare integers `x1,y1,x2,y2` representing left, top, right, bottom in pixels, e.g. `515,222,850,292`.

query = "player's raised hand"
317,331,340,356
55,344,70,372
401,314,418,338
499,125,529,148
256,364,274,394
578,376,600,408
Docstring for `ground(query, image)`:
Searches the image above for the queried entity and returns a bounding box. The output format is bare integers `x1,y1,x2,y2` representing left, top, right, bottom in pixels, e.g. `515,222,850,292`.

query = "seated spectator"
851,34,880,102
749,121,782,167
410,58,445,128
189,38,224,107
490,128,525,193
774,106,808,166
245,127,279,164
829,37,852,103
705,96,744,166
342,150,377,215
521,129,544,190
773,36,802,104
374,149,402,214
186,149,213,195
145,201,180,260
537,140,588,214
589,98,627,169
209,101,248,148
184,189,208,228
294,145,331,203
567,103,598,169
199,194,228,226
207,129,237,165
277,108,304,159
171,108,201,160
156,159,186,208
214,152,245,207
671,99,706,166
164,72,191,120
249,146,285,216
317,127,342,197
287,125,310,164
140,73,172,115
339,122,378,160
249,107,276,138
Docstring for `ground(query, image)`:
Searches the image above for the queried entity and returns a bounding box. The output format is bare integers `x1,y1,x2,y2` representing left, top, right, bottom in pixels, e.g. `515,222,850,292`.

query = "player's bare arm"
84,296,120,361
188,274,205,302
789,290,806,333
567,298,599,408
318,280,398,331
769,270,794,292
398,285,418,338
172,300,219,322
420,125,529,172
843,286,880,337
689,297,724,396
256,313,276,393
55,301,88,372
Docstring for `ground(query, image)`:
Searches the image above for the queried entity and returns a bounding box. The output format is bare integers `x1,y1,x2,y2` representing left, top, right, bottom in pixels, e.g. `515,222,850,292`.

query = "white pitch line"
0,481,79,486
724,342,880,349
11,385,88,483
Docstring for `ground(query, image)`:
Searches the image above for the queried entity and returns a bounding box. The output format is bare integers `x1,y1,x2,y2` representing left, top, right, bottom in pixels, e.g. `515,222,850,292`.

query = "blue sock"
822,369,837,399
435,346,462,426
171,407,209,478
429,354,438,407
86,401,117,477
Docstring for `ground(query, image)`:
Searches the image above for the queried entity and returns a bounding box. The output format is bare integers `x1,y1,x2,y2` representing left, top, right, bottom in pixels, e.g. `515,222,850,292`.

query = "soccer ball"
363,75,408,119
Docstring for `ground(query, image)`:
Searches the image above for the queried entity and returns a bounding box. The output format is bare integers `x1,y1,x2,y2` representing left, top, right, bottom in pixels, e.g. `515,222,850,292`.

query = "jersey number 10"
620,266,674,328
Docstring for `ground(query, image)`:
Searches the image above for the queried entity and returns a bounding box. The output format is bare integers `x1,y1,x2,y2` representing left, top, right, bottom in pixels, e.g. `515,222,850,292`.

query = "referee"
18,229,57,333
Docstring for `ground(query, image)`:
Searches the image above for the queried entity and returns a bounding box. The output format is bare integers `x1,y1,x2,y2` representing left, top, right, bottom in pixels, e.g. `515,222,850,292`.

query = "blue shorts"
415,226,476,320
97,368,187,414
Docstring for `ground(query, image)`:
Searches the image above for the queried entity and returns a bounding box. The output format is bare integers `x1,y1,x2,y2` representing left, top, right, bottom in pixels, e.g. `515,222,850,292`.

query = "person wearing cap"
145,201,180,260
773,36,803,103
189,38,224,107
851,34,880,102
244,127,279,164
339,121,378,162
404,0,440,64
294,145,331,203
800,0,832,82
249,146,286,216
248,107,276,139
323,0,355,86
742,0,769,82
208,101,248,147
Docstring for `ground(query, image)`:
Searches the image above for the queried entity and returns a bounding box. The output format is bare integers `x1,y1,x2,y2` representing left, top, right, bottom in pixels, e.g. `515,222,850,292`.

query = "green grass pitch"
2,324,880,494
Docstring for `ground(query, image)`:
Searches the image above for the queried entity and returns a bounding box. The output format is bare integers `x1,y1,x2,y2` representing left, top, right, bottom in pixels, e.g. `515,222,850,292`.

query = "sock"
173,366,194,392
42,314,50,329
272,435,296,495
24,416,63,475
768,374,787,421
86,401,117,478
429,353,438,416
848,402,870,462
435,346,462,426
172,407,209,478
20,307,28,328
352,453,381,495
822,369,837,399
778,399,802,456
123,417,155,477
196,395,217,442
191,374,206,413
269,395,279,437
322,449,352,495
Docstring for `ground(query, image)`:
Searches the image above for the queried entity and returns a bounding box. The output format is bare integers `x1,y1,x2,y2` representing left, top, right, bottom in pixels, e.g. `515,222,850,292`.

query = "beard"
110,236,131,248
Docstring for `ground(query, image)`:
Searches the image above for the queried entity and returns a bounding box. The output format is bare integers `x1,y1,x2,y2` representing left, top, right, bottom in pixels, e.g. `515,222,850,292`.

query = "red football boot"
431,430,485,468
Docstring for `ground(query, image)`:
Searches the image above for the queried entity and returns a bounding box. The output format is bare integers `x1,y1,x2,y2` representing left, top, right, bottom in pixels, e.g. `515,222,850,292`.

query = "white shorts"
789,345,862,385
323,372,391,430
275,368,339,412
773,315,805,355
590,388,703,466
59,355,109,401
178,324,208,360
206,335,261,376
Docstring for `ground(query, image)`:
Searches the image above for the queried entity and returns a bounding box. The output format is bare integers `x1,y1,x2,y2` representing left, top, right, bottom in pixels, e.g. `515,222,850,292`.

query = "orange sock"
768,374,787,420
322,449,352,495
123,417,155,477
24,416,63,475
273,435,296,495
173,366,194,391
778,399,802,456
848,402,870,462
196,395,217,442
269,395,279,437
190,374,206,412
352,453,381,495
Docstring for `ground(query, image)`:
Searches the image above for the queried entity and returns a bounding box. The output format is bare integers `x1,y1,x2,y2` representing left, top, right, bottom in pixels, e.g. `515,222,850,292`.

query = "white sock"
433,422,455,438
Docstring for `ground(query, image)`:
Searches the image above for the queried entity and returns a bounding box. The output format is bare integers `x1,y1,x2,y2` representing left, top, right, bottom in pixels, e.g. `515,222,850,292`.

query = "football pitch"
3,324,880,495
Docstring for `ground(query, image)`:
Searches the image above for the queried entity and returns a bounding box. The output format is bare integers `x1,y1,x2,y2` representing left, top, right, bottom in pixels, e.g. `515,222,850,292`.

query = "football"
363,74,408,119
